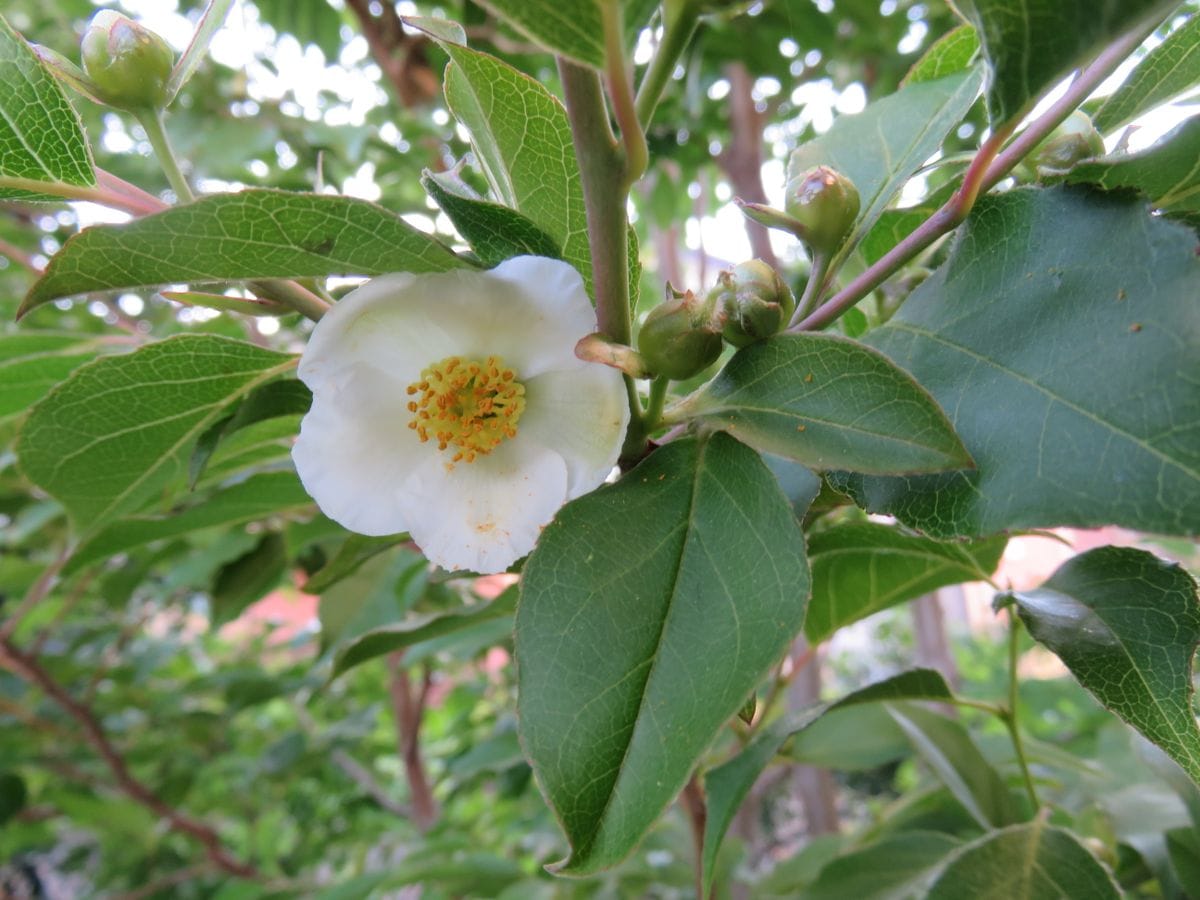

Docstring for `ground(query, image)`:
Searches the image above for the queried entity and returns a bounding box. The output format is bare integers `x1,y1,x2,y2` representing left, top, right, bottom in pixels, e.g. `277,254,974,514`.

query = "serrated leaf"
670,334,972,475
1166,826,1200,897
517,433,809,875
786,68,983,268
805,523,1006,643
436,39,593,297
17,335,296,530
1068,116,1200,219
1003,546,1200,784
887,703,1023,829
1094,13,1200,133
925,820,1120,899
0,14,95,198
952,0,1176,125
65,471,313,575
903,25,980,86
805,831,963,900
0,333,124,419
472,0,603,68
834,186,1200,538
20,189,465,316
701,669,955,892
422,170,563,266
331,585,517,680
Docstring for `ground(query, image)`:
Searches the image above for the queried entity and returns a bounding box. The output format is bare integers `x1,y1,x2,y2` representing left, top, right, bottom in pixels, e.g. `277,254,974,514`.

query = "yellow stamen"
406,354,526,464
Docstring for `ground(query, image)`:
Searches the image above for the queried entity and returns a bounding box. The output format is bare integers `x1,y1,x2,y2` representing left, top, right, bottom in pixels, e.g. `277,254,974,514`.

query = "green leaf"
17,335,296,530
0,333,122,419
1097,12,1200,134
834,186,1200,538
255,0,344,61
952,0,1176,125
303,533,408,595
190,378,312,486
65,471,313,575
318,548,427,651
210,531,287,626
786,68,983,268
1067,116,1200,219
331,586,517,680
422,170,563,267
903,25,980,86
1166,826,1200,898
925,820,1120,899
806,831,963,900
1002,546,1200,784
437,39,593,296
887,703,1023,829
0,14,95,198
701,669,955,892
805,523,1006,643
670,334,972,475
20,189,465,317
517,433,809,875
472,0,603,68
0,772,27,826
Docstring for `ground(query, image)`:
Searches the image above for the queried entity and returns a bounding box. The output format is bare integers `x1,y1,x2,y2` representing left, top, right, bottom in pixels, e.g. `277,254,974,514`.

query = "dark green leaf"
0,14,95,198
331,586,517,680
835,186,1200,538
1094,12,1200,133
806,831,963,900
65,471,313,575
0,332,120,419
18,335,296,529
925,820,1120,899
1167,826,1200,898
210,531,287,626
0,772,27,826
472,0,603,67
903,25,980,86
952,0,1176,124
422,170,563,267
437,39,593,296
20,189,465,316
1003,546,1200,784
303,533,409,595
887,703,1023,829
701,669,955,891
671,334,972,475
805,523,1005,643
1067,116,1200,219
786,68,983,267
517,433,809,875
190,378,311,486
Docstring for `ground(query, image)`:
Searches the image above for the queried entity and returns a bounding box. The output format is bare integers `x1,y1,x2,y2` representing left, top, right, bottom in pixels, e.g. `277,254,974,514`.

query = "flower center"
406,355,526,463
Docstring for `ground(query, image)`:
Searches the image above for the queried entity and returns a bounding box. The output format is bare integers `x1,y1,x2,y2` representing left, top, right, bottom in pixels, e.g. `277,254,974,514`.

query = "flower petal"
292,361,430,536
399,439,568,574
519,364,629,497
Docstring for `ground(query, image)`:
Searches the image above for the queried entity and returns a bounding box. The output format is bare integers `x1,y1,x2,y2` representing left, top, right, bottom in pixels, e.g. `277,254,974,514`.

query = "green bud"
81,11,175,111
637,287,722,380
712,259,795,347
783,164,861,256
1033,111,1105,178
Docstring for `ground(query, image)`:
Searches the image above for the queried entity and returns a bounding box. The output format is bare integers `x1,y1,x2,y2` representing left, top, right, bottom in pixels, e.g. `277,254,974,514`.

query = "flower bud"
637,287,722,380
783,165,861,256
80,11,175,111
1033,111,1105,178
712,259,795,347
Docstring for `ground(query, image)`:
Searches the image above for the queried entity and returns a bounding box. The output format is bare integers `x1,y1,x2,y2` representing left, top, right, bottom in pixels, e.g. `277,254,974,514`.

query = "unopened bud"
712,259,795,347
783,164,860,256
81,11,174,111
637,286,722,380
1033,111,1105,178
575,334,651,379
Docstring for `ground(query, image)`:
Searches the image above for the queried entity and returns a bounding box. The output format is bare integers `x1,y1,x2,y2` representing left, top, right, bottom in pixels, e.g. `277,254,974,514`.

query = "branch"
0,637,260,879
680,773,707,899
344,0,438,108
386,652,438,831
718,62,777,268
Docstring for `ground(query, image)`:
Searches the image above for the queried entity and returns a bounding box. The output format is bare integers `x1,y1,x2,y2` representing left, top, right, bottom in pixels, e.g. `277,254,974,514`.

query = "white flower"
292,256,630,574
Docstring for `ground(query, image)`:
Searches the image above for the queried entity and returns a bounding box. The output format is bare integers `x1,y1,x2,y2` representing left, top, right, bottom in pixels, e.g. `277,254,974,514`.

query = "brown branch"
718,62,778,269
345,0,438,108
0,637,260,879
386,652,438,831
0,236,41,275
680,773,707,900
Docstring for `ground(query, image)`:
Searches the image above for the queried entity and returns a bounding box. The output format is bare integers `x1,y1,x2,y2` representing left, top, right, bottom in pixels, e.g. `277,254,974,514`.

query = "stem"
0,638,259,878
136,108,195,202
634,3,700,129
0,175,162,216
680,772,707,900
250,279,330,321
0,546,71,641
789,251,831,327
643,375,670,430
1005,612,1041,811
0,237,43,275
601,2,648,186
386,652,438,832
792,9,1165,333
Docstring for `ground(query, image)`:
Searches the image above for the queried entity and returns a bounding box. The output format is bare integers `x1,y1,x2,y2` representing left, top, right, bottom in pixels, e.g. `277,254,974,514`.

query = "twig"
331,749,412,817
0,545,72,642
680,773,707,899
0,236,42,275
718,63,778,269
345,0,438,108
386,652,438,831
600,2,648,186
0,637,260,879
108,864,213,900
